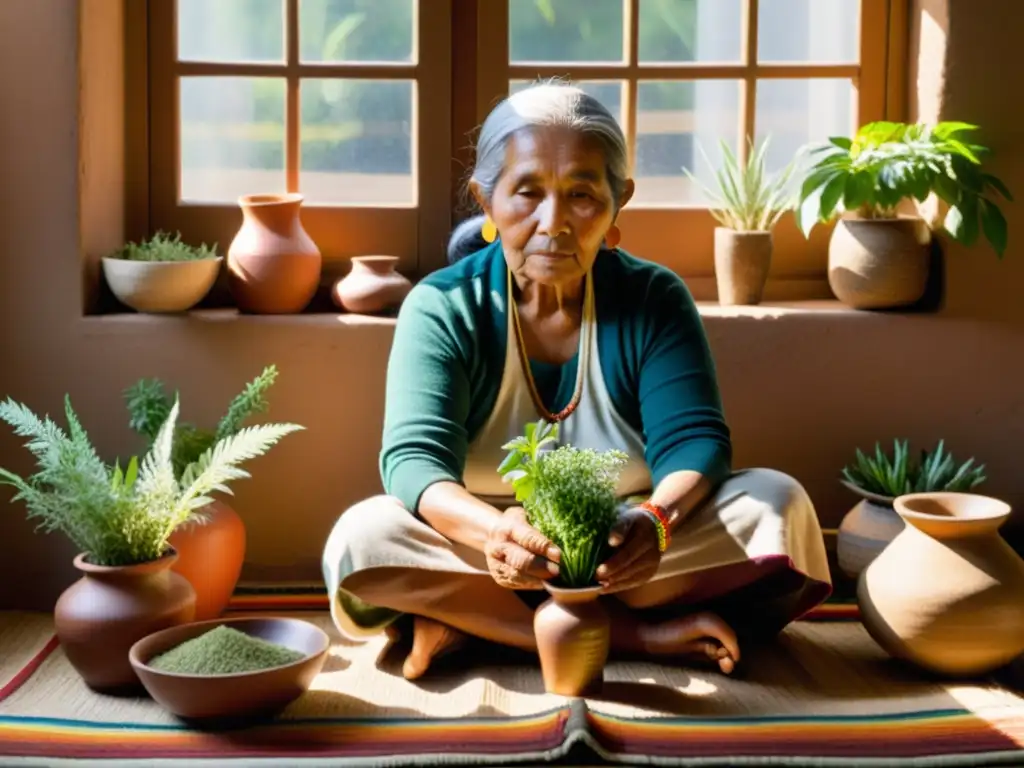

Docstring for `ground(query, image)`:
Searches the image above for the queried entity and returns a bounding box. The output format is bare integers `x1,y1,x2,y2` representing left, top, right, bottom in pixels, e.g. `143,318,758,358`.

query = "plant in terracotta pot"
123,364,290,621
685,136,797,306
0,394,302,693
102,231,222,314
795,120,1013,310
499,419,627,696
836,438,986,578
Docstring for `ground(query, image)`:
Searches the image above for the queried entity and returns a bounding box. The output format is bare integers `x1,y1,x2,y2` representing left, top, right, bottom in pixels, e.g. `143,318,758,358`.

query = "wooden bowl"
129,617,330,722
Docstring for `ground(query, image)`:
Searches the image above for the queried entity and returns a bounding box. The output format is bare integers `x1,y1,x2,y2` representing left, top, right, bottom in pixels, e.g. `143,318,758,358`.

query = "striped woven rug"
1,590,1022,766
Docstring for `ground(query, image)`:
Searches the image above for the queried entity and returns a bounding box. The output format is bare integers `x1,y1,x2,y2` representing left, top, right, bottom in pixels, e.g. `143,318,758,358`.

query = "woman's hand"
484,507,561,590
596,509,662,593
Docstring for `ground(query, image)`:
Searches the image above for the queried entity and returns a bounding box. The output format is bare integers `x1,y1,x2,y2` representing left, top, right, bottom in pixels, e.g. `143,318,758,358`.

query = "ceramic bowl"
129,616,329,722
102,256,222,313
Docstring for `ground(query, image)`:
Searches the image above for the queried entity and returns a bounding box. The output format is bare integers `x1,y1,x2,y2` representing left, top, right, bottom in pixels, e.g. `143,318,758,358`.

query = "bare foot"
400,616,468,680
638,612,740,674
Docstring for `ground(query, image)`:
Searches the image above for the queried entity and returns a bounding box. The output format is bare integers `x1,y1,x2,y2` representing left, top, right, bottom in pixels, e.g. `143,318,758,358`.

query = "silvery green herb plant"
498,419,627,588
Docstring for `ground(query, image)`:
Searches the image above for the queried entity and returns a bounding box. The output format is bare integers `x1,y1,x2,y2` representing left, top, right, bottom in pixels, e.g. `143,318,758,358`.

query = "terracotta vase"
534,584,609,696
714,228,772,305
836,481,905,579
331,255,412,314
168,499,246,621
227,193,322,314
54,549,196,692
857,492,1024,676
828,216,931,310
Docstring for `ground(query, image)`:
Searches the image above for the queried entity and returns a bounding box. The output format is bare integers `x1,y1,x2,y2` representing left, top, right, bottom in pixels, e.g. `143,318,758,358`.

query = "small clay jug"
835,481,904,579
858,491,1024,676
714,228,772,305
168,499,246,621
54,549,196,693
331,255,412,314
227,193,322,314
534,584,610,696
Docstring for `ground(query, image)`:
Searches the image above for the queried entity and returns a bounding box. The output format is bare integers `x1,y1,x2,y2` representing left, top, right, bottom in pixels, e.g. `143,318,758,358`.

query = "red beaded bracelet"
638,500,671,552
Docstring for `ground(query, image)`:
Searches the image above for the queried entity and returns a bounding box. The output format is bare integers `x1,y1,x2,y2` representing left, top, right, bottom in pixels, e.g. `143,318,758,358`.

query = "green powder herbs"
149,626,305,675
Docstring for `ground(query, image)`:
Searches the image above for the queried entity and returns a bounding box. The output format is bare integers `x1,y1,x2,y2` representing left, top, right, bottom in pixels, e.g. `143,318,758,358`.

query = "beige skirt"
321,468,833,640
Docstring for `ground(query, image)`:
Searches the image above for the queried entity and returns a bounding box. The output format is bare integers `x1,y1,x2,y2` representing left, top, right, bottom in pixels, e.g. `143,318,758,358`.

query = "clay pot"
836,481,905,579
226,193,321,314
534,584,609,696
714,228,772,305
857,492,1024,676
827,216,931,310
168,500,246,621
102,256,222,313
331,255,412,314
54,549,196,693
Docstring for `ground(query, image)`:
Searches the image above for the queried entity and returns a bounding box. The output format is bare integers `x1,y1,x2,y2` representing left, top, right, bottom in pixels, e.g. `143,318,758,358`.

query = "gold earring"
481,216,497,243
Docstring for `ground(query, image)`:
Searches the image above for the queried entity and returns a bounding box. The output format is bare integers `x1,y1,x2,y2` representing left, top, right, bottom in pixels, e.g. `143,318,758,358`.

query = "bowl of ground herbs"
129,617,329,721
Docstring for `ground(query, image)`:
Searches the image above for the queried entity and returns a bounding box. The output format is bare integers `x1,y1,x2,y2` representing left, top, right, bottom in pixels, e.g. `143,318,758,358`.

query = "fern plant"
0,394,303,566
124,365,280,479
841,438,986,499
498,419,627,588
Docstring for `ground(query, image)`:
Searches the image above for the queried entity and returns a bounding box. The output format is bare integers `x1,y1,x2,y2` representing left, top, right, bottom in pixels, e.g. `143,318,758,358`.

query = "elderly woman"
323,82,831,681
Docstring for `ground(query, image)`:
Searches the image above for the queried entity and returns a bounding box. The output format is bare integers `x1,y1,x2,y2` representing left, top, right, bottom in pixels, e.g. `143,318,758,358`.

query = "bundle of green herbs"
841,438,986,498
499,420,626,588
148,626,304,675
108,231,218,262
0,394,303,567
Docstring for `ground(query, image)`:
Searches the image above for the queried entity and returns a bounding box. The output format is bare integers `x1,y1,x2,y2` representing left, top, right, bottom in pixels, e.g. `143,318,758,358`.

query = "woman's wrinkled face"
473,127,633,287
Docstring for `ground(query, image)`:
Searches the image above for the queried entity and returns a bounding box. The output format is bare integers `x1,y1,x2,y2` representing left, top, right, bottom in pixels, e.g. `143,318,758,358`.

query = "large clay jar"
227,193,321,314
54,549,196,693
331,255,412,314
836,481,905,579
714,228,772,306
168,499,246,621
828,216,930,310
857,492,1024,677
534,584,610,696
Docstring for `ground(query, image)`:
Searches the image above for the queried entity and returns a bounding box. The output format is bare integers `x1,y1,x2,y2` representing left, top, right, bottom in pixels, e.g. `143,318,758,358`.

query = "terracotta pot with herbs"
0,395,303,692
499,419,627,696
123,364,284,621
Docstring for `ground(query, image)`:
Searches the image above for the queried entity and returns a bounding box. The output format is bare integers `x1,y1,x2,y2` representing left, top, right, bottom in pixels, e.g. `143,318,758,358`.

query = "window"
143,0,894,302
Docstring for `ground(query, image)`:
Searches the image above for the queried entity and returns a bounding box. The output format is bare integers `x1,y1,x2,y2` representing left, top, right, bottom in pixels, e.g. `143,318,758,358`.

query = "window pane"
299,0,414,63
509,0,624,63
180,77,286,203
300,79,414,205
177,0,284,63
634,80,742,206
510,80,624,127
639,0,742,63
758,0,859,63
755,78,854,175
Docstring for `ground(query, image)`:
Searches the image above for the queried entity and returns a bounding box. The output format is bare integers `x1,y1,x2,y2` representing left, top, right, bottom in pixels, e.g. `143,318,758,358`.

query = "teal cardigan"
379,242,732,512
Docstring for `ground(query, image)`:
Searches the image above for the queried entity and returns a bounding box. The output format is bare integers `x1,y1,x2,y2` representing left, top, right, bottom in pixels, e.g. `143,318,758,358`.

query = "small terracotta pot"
857,491,1024,676
828,216,931,310
534,584,609,696
331,255,412,314
168,500,246,621
226,193,322,314
835,481,905,579
714,228,772,305
54,549,196,692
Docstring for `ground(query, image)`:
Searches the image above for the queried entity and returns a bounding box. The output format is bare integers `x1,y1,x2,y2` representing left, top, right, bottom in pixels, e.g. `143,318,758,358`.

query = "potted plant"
0,394,303,692
102,230,223,313
123,364,285,621
836,438,986,578
499,419,627,696
685,137,797,306
795,121,1013,310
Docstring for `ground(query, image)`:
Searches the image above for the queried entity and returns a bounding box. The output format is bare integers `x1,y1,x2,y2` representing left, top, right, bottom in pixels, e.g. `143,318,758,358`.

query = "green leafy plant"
684,136,798,232
841,438,987,499
795,121,1013,256
124,365,279,478
108,231,219,263
0,395,303,567
498,419,627,588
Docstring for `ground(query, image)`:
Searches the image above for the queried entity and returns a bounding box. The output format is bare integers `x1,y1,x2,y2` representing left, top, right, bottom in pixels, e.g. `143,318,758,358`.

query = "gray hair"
447,81,629,264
